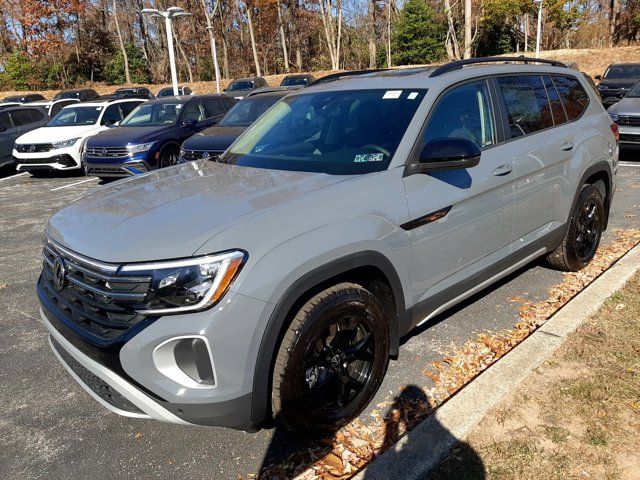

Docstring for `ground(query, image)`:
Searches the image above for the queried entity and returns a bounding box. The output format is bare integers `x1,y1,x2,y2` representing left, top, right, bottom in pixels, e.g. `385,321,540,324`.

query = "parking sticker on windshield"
354,153,384,163
383,90,402,99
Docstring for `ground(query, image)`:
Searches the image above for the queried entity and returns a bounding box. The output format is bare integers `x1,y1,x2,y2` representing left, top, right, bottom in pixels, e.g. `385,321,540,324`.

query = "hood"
608,97,640,116
599,78,638,90
16,125,101,144
183,126,246,151
225,90,252,99
86,125,176,147
46,160,352,263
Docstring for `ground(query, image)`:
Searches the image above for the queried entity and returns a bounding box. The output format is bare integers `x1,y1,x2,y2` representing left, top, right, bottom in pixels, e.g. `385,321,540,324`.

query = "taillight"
610,122,619,144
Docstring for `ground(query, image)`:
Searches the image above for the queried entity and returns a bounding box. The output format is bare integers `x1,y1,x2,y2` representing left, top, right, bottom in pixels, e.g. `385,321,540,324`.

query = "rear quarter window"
552,75,589,121
497,75,554,138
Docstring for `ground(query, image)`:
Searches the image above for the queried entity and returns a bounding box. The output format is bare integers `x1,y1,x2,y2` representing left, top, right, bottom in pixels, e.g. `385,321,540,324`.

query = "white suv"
14,98,144,176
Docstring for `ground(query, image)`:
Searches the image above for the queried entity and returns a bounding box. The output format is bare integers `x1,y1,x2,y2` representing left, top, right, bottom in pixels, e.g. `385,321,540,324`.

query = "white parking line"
50,178,97,192
620,161,640,168
0,172,29,182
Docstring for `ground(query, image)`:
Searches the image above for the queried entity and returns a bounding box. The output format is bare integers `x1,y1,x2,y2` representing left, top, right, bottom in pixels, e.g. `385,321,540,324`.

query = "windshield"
228,81,254,91
604,65,640,79
157,88,175,97
120,103,182,126
219,96,283,127
220,89,426,175
281,76,309,87
627,81,640,97
48,106,103,126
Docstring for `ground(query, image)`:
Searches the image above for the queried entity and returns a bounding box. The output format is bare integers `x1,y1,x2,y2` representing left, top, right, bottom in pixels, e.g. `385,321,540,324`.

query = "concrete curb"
353,243,640,480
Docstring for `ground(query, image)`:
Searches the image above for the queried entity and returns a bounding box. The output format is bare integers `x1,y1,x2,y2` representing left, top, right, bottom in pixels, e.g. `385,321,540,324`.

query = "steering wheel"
361,144,391,157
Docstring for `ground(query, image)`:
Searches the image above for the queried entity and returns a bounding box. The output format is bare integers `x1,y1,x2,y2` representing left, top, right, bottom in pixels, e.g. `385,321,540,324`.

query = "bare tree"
276,0,290,72
319,0,342,70
463,0,472,58
444,0,460,60
112,0,131,83
368,0,376,68
245,2,261,76
201,0,222,91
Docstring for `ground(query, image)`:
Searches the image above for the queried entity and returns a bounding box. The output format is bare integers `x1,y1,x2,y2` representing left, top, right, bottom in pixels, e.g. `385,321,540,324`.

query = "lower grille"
50,337,144,414
620,133,640,143
16,154,77,166
15,143,53,153
180,149,224,162
617,116,640,127
85,162,149,177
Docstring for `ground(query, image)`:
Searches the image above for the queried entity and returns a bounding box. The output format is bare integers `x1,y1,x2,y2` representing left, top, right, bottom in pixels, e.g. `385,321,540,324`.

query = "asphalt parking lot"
1,155,639,479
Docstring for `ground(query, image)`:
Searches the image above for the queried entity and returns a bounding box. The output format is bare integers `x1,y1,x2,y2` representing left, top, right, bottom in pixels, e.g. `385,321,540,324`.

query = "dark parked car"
1,94,46,104
53,89,100,102
224,77,267,99
28,98,80,117
83,95,234,179
179,90,287,162
596,63,640,107
280,74,315,87
112,87,155,99
157,86,193,97
0,106,49,168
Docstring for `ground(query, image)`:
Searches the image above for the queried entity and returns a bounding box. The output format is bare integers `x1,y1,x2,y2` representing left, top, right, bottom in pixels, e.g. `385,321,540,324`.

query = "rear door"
496,74,583,254
0,111,17,165
403,78,516,324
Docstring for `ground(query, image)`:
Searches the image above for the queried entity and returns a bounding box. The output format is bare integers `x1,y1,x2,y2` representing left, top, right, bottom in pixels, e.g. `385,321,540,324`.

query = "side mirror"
595,75,602,80
408,137,481,174
223,88,227,92
183,119,197,126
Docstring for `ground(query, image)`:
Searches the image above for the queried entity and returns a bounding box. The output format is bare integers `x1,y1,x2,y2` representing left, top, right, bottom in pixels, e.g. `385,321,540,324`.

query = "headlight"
609,113,619,122
597,84,606,90
52,137,80,149
120,250,246,314
127,142,156,154
179,147,186,157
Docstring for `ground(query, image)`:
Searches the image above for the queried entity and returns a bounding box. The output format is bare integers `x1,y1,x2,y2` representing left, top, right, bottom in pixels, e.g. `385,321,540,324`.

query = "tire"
157,145,180,169
545,183,605,272
272,282,390,436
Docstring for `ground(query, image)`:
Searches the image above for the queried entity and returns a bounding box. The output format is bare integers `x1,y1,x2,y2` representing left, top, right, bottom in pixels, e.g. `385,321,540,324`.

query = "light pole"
141,7,192,96
206,25,221,94
534,0,543,58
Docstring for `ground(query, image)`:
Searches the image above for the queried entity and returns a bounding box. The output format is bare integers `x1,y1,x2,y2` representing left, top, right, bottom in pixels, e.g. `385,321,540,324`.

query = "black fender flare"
249,250,406,428
571,160,613,230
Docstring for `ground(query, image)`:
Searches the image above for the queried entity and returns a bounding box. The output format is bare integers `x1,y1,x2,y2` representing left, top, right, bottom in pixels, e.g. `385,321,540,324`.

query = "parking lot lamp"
534,0,543,58
141,7,192,96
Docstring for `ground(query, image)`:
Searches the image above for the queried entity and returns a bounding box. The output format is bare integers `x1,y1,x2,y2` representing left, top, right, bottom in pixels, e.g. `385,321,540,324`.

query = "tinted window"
121,103,182,126
0,112,12,129
228,81,254,91
220,96,283,127
120,102,140,118
497,75,553,138
49,106,103,126
543,76,567,125
423,80,495,149
604,65,640,79
182,102,204,123
101,104,123,125
11,109,37,126
222,89,427,175
281,76,310,87
552,76,589,121
203,98,227,117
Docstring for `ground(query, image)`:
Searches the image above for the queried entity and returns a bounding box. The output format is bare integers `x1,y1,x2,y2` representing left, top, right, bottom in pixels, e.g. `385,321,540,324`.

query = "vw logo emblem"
101,148,108,156
201,151,210,159
52,256,67,292
29,145,36,153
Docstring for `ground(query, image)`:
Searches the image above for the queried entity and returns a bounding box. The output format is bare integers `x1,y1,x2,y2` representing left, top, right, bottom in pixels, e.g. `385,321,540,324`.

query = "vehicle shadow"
256,385,485,479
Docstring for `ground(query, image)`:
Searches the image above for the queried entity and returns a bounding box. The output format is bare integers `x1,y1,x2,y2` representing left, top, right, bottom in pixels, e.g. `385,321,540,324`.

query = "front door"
402,78,515,326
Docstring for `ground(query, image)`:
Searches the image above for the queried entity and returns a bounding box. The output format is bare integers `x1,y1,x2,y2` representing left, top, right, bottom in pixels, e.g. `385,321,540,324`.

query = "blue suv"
83,95,235,179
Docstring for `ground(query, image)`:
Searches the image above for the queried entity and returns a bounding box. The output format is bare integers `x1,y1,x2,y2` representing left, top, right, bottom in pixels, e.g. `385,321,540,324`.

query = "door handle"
493,164,513,176
561,141,574,151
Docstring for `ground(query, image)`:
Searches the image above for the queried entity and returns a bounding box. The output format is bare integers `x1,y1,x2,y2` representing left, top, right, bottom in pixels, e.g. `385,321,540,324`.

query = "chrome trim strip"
41,308,190,425
45,234,119,273
65,275,147,301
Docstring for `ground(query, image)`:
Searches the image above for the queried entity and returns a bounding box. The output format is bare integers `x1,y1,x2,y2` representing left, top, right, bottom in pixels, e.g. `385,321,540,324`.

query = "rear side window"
543,76,567,125
120,102,140,118
423,79,496,149
552,76,589,121
203,98,227,117
0,112,12,129
11,109,37,126
497,75,554,138
101,104,123,125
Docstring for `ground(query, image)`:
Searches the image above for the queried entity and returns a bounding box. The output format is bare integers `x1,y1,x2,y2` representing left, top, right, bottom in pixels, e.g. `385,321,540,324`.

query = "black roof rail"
429,56,567,77
309,68,390,86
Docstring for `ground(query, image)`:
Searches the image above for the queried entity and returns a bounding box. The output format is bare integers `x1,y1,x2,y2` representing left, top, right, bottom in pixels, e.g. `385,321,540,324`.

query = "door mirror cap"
595,75,602,80
408,137,481,174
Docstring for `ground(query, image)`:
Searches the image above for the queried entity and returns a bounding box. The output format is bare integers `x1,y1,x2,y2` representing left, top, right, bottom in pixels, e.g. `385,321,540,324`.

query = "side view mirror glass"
410,137,481,174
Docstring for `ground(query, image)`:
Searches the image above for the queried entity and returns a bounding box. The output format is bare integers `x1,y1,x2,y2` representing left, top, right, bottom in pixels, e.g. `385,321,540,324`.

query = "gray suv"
38,57,619,435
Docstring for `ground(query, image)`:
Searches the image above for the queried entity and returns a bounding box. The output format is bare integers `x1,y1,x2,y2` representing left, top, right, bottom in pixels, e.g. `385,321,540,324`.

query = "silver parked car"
608,80,640,149
38,57,618,435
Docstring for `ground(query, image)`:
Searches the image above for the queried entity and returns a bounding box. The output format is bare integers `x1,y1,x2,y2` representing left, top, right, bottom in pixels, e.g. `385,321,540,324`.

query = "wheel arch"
575,161,613,230
249,250,406,428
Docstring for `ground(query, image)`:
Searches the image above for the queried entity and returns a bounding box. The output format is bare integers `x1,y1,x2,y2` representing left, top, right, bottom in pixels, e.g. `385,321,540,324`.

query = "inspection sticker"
383,90,402,99
354,153,384,163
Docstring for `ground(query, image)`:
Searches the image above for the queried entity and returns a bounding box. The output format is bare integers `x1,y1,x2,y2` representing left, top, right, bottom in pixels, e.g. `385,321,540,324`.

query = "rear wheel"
545,183,605,271
272,283,390,435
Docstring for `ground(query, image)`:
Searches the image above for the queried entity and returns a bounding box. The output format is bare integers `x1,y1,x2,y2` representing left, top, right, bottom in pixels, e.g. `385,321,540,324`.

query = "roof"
142,94,221,105
247,86,301,96
0,105,48,113
70,97,147,106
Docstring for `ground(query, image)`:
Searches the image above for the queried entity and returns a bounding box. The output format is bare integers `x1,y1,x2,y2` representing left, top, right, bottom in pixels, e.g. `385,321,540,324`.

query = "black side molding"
400,206,452,231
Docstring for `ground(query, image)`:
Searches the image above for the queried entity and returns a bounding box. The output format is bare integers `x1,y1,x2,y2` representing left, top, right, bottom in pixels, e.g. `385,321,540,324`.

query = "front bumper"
14,148,81,171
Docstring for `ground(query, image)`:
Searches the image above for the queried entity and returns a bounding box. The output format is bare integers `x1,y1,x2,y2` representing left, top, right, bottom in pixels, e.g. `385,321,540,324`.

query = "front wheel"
545,183,605,272
157,145,180,169
272,283,390,436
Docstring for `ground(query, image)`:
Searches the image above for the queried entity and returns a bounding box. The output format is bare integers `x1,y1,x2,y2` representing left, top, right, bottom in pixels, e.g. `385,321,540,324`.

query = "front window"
120,103,183,126
220,89,426,175
219,96,282,127
228,81,254,91
604,65,640,79
48,106,103,126
627,81,640,98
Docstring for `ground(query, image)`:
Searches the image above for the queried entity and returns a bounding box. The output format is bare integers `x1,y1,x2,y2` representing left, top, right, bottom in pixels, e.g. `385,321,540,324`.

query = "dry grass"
431,272,640,480
2,45,639,99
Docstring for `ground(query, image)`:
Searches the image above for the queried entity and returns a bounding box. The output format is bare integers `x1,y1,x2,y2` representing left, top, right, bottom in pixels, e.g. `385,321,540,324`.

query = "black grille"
180,149,223,162
41,237,152,345
50,337,144,414
617,115,640,127
85,162,148,177
16,154,76,166
15,143,53,153
620,133,640,143
85,146,130,158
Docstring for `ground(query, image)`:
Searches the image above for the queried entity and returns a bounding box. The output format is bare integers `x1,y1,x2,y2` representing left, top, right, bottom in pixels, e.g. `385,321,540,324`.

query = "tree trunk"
386,0,392,67
463,0,472,59
609,0,620,46
296,47,302,71
246,4,261,76
368,0,376,68
112,0,131,84
276,0,290,72
174,30,193,83
444,0,460,60
524,13,529,52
